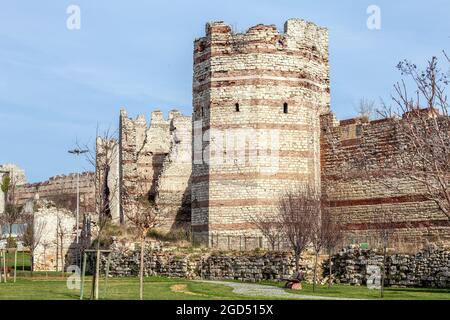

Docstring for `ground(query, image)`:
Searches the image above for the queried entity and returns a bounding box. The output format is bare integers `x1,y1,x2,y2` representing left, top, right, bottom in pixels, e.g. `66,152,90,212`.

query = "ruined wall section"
155,111,192,232
119,109,192,232
95,138,121,223
192,19,330,246
33,200,77,271
14,172,95,214
119,109,171,220
320,113,450,250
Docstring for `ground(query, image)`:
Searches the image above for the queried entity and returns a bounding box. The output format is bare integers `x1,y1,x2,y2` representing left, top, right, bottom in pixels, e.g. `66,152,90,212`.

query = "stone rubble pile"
89,242,450,288
93,242,321,283
326,245,450,288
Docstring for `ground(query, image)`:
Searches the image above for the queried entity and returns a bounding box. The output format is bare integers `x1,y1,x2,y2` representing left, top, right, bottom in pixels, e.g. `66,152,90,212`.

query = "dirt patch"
170,283,208,297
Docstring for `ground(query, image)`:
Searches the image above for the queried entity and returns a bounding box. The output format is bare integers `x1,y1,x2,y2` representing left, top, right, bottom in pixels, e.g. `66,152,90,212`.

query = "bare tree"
309,200,343,292
279,186,319,272
320,202,343,289
310,214,324,292
123,182,160,300
56,213,71,277
249,214,282,251
371,207,397,298
19,213,46,276
375,55,450,222
80,128,120,299
321,54,450,255
41,240,51,277
80,128,119,235
356,98,376,120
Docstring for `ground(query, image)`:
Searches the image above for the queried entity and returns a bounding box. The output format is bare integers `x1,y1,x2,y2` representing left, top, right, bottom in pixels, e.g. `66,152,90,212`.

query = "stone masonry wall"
329,246,450,288
96,137,121,223
98,242,321,283
14,172,95,214
96,243,449,288
320,113,450,250
118,109,192,232
192,19,330,246
155,111,192,231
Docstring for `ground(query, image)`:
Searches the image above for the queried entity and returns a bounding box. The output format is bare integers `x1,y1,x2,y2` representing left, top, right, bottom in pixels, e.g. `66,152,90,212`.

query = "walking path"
197,280,357,300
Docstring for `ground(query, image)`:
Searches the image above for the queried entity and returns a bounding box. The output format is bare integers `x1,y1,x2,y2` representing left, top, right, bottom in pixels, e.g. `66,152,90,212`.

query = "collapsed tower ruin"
117,109,192,232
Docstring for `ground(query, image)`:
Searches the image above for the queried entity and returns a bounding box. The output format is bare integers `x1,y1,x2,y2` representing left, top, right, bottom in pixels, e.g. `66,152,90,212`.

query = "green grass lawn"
0,275,449,300
0,275,258,300
259,280,450,300
2,251,31,270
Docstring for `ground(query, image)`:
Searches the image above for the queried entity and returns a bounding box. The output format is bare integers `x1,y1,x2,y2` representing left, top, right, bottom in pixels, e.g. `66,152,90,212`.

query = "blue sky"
0,0,449,182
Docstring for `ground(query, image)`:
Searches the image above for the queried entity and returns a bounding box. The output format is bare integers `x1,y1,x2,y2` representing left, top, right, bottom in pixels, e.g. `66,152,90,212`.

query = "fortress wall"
118,109,192,233
155,112,192,232
95,138,121,223
119,109,171,220
14,172,95,214
320,113,450,251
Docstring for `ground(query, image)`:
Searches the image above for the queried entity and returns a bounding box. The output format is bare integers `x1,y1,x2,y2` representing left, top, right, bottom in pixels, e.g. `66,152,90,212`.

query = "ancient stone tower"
192,19,330,247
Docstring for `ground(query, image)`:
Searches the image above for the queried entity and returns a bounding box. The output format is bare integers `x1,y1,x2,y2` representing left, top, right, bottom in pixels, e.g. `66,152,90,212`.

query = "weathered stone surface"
33,200,79,271
326,246,450,288
15,172,95,213
320,114,450,250
95,241,322,283
191,19,330,246
117,109,192,232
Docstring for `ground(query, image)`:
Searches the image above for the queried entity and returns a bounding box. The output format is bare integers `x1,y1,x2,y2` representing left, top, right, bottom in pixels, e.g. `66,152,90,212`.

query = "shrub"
6,237,17,248
148,227,191,242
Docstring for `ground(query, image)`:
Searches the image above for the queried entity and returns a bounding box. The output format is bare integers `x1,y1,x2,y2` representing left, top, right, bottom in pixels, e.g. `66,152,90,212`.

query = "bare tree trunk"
139,237,145,300
90,265,96,300
55,230,59,273
328,249,332,289
90,240,101,300
95,246,100,300
294,252,300,272
30,251,34,278
381,245,387,298
313,252,319,292
60,236,64,278
43,249,48,278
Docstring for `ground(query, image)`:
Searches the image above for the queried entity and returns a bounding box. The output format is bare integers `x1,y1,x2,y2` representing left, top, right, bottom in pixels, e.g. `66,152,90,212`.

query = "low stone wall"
95,243,322,283
327,246,450,288
91,243,450,288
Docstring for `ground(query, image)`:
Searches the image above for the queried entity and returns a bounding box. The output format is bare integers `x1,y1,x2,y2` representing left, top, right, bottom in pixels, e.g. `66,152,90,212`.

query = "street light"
68,148,89,244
